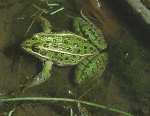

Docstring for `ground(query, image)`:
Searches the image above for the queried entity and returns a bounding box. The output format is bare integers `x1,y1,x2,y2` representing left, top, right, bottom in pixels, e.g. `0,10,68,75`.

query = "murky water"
0,0,149,116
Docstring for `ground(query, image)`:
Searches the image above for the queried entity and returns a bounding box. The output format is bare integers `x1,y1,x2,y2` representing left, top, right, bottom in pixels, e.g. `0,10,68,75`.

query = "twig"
0,97,133,116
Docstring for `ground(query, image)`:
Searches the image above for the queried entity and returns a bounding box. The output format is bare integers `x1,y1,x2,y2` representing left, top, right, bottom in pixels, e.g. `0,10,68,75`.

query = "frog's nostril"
21,42,30,48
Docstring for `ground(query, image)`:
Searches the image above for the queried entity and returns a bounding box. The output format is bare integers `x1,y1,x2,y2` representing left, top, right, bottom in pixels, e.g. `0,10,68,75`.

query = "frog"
21,12,108,88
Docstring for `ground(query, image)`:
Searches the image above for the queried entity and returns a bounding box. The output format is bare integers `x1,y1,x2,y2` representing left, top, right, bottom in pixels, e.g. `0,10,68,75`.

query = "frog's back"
23,32,98,66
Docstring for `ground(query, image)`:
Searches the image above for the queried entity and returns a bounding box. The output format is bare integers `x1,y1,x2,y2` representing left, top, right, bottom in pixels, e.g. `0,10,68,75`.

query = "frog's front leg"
25,61,53,89
37,16,52,33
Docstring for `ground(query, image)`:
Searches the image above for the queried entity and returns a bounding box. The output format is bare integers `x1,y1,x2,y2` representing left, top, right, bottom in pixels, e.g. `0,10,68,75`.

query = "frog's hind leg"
24,61,53,90
75,52,108,84
73,13,107,51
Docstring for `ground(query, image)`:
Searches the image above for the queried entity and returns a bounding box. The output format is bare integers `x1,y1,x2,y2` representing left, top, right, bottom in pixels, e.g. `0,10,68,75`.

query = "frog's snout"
21,40,32,52
21,42,29,48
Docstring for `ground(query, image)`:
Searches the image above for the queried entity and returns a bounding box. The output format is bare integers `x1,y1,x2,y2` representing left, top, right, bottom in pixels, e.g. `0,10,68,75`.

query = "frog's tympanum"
21,13,108,88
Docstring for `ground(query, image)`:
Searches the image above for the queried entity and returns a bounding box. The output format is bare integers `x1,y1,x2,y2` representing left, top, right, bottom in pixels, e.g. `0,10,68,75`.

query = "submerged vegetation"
0,96,133,116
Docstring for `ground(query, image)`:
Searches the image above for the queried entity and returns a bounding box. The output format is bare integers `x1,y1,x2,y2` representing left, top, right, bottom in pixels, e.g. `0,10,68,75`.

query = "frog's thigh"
75,52,108,84
27,61,53,88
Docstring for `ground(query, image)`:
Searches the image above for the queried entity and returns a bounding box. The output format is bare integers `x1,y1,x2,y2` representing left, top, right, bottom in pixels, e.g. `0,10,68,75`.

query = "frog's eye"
31,37,37,41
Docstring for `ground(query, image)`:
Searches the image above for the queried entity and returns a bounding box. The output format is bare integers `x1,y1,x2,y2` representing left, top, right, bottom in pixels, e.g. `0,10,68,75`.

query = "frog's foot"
75,52,108,84
24,61,53,90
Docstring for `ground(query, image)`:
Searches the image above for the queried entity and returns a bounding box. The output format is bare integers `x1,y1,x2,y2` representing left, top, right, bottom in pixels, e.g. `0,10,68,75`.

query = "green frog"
21,13,108,88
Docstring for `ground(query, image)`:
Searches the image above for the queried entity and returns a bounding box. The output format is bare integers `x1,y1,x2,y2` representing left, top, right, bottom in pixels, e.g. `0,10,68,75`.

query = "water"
0,0,149,116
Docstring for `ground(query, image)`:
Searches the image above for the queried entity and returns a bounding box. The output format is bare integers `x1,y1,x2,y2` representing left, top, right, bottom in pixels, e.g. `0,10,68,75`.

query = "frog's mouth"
22,46,31,53
21,42,49,60
21,41,36,56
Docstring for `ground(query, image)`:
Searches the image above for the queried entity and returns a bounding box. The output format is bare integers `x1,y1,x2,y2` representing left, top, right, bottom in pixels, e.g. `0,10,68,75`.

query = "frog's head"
21,34,42,54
